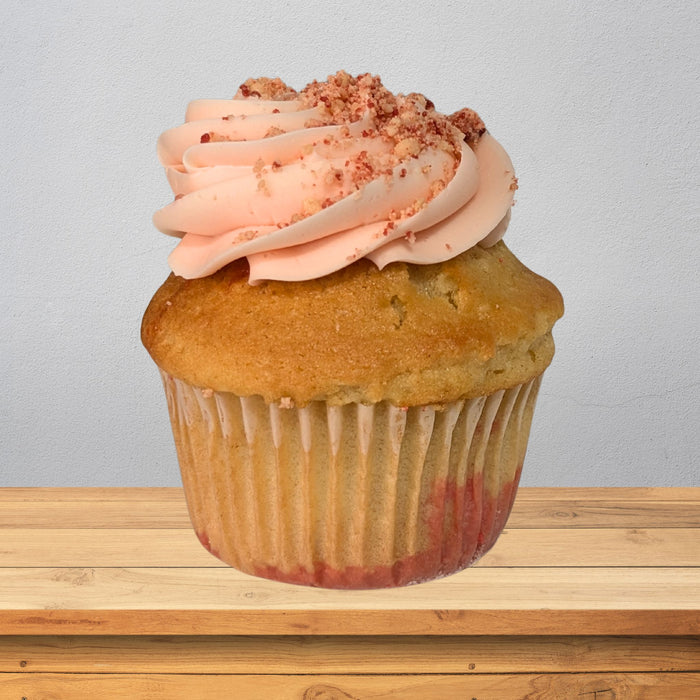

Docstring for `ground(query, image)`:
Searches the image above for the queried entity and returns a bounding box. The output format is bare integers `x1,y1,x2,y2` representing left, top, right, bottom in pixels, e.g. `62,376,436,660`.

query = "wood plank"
1,486,696,503
482,527,700,566
514,487,700,501
0,488,185,502
506,499,700,528
2,565,699,613
1,566,698,612
1,672,698,699
2,487,700,528
1,636,698,674
0,501,192,529
2,608,697,636
2,527,698,567
0,529,220,568
5,498,696,529
1,487,698,639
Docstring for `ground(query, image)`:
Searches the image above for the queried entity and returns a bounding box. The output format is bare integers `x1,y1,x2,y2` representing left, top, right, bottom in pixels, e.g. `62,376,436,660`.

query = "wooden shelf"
1,487,699,698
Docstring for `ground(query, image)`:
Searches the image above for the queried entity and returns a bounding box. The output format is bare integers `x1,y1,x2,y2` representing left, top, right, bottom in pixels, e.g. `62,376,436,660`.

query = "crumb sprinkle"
236,77,297,100
219,71,493,230
448,108,486,145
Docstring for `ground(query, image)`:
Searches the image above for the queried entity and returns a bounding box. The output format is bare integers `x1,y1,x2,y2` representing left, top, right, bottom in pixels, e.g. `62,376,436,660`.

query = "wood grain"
1,486,698,698
2,672,699,699
0,487,184,502
0,486,694,502
2,526,698,567
2,609,698,636
2,487,698,528
0,500,192,529
1,566,698,611
1,487,699,637
2,636,698,674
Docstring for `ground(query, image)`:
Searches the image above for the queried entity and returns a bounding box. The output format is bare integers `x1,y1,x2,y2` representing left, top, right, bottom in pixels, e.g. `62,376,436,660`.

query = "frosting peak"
153,72,517,282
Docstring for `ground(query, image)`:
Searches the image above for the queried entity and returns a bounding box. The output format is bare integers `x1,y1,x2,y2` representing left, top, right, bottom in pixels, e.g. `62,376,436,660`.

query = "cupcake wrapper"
161,371,541,588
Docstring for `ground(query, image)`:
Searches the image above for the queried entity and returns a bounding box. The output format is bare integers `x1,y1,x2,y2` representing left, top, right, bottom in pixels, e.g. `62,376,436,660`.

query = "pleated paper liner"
161,371,541,589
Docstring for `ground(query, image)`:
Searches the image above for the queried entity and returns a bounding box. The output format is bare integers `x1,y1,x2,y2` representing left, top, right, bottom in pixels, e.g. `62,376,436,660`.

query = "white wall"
2,1,698,487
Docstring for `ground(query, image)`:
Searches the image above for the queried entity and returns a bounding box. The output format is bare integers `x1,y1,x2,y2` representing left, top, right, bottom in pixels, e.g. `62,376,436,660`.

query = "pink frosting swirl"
153,73,517,282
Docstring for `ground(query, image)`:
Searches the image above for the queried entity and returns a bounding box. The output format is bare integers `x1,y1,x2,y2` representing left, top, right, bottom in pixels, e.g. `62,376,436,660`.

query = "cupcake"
142,71,563,588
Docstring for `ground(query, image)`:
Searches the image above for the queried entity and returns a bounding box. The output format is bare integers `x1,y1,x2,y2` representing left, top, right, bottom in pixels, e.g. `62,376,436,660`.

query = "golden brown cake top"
142,240,563,406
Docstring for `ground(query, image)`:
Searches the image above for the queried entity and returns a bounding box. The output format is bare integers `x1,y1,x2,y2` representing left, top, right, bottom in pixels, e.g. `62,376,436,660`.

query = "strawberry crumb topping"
201,72,494,230
448,108,486,145
236,77,297,100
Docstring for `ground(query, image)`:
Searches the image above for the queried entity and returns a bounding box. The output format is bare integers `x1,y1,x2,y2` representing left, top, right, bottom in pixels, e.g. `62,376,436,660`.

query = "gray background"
2,1,698,487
